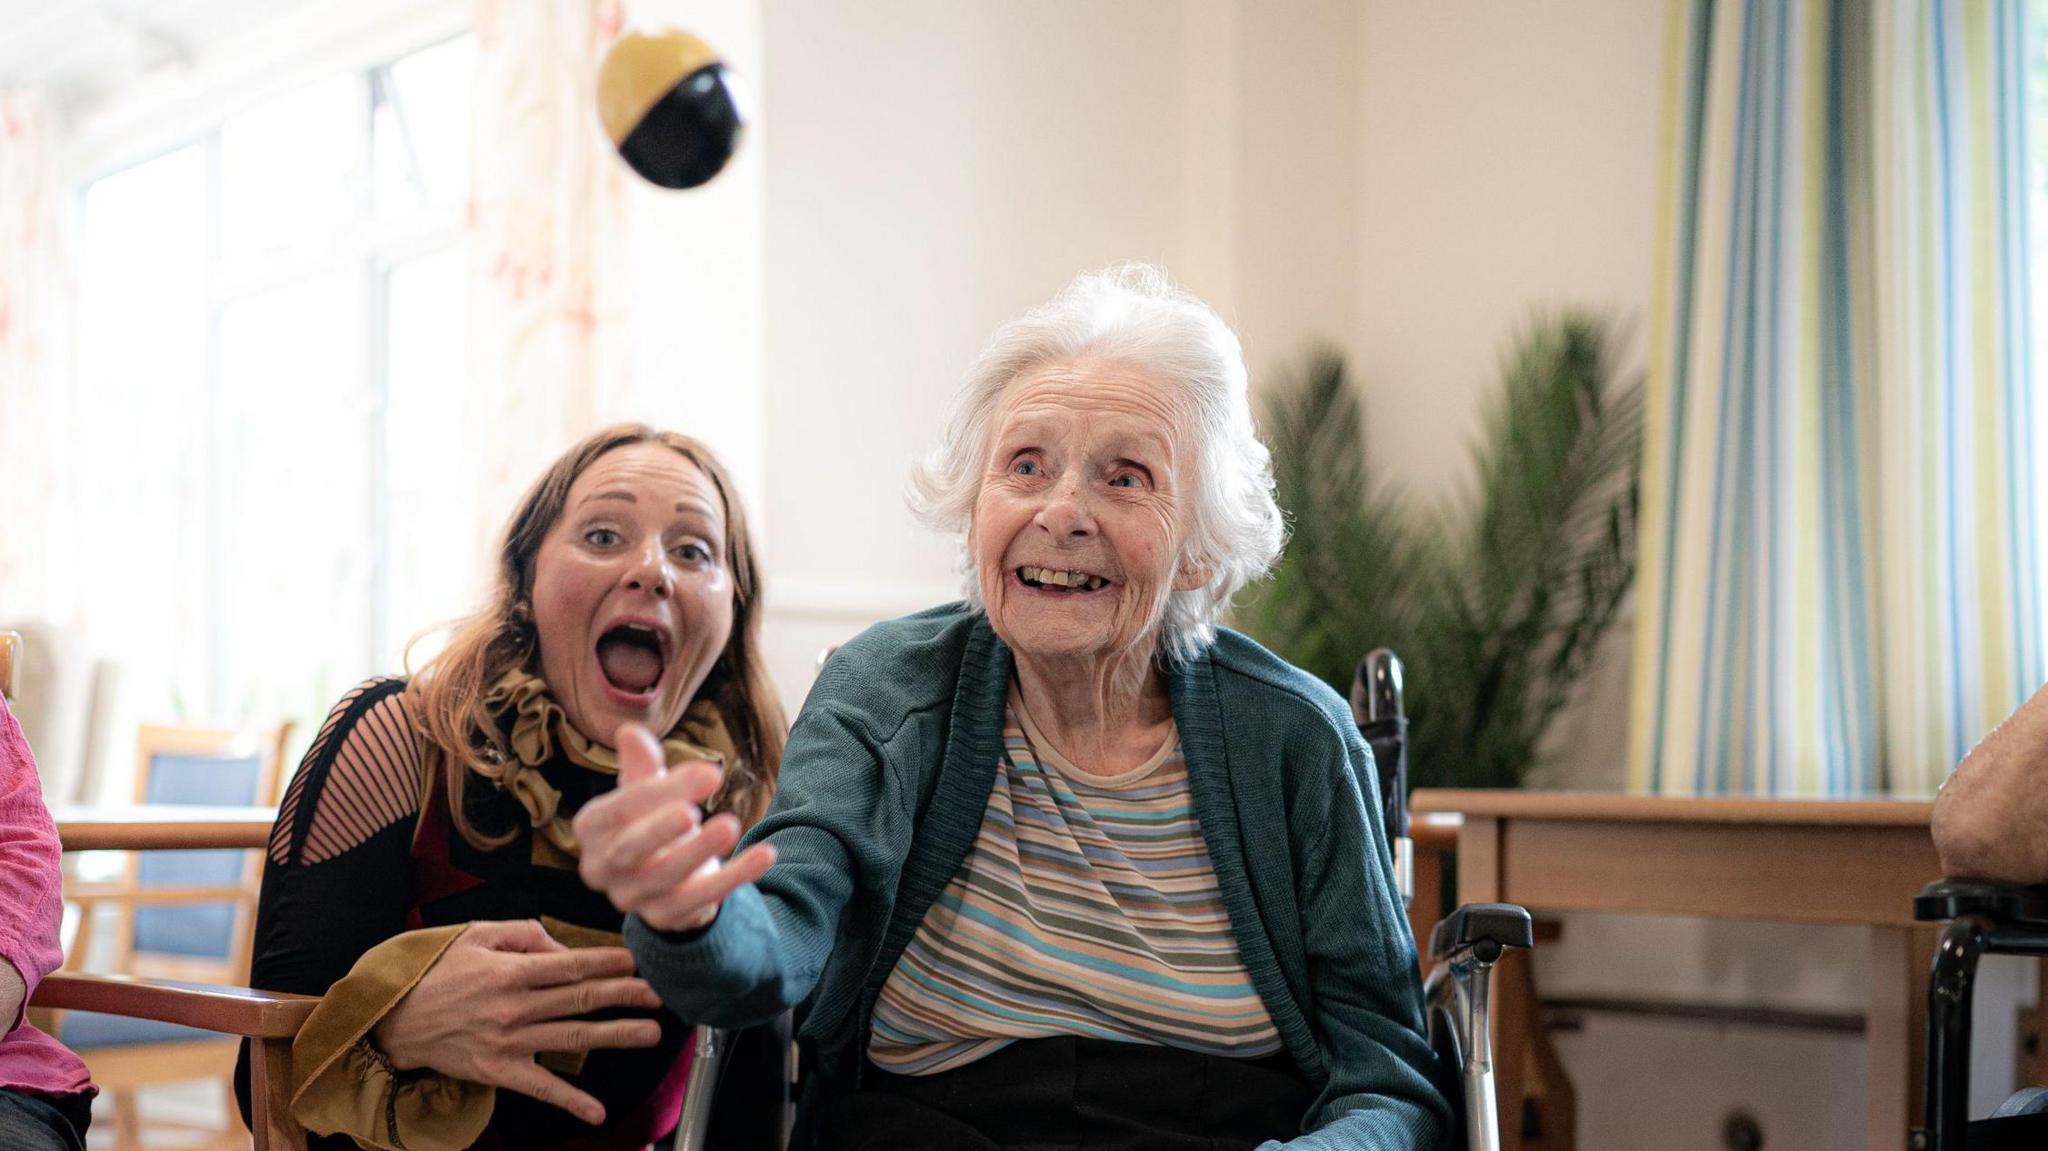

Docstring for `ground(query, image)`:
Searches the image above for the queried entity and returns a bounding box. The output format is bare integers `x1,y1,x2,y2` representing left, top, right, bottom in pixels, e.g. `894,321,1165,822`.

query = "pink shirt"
0,695,94,1098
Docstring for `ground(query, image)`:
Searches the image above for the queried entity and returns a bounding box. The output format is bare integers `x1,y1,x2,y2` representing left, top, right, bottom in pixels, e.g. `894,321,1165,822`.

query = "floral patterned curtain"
0,91,65,621
466,0,633,554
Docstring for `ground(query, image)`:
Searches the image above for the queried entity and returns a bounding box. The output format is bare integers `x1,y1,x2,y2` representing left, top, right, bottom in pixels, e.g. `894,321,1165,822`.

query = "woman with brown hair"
232,424,783,1151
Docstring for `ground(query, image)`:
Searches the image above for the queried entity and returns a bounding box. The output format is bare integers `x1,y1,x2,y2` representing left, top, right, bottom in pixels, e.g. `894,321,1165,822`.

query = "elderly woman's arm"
618,698,915,1029
1266,726,1449,1151
1932,681,2048,885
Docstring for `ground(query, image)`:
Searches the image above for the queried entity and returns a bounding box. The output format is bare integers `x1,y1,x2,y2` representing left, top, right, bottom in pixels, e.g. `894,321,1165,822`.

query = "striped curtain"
1628,0,2041,797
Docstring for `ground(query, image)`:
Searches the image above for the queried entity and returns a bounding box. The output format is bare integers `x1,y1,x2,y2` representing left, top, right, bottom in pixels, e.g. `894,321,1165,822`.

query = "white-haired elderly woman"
572,265,1450,1150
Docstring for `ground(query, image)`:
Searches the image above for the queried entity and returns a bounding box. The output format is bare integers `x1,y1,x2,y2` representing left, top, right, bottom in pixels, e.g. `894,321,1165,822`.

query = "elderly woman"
232,425,784,1151
576,267,1449,1150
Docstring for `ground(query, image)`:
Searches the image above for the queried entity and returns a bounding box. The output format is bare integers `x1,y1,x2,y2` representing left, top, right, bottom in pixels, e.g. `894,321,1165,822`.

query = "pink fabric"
0,695,93,1098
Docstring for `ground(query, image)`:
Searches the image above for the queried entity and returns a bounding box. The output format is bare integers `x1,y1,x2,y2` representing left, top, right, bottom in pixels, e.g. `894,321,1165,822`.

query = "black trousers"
0,1089,92,1151
826,1038,1316,1151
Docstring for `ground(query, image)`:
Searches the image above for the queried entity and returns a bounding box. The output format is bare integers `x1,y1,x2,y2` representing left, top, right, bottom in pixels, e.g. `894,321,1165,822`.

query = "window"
74,35,477,757
2034,0,2048,657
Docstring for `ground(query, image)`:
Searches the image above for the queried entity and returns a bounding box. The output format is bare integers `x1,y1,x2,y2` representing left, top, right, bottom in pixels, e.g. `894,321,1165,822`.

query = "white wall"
747,0,1370,710
1355,1,1664,499
1356,0,1667,794
735,0,1671,730
619,0,770,530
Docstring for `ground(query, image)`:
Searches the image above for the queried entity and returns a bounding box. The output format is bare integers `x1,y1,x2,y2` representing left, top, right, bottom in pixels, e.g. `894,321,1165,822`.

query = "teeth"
614,623,662,649
1020,566,1107,590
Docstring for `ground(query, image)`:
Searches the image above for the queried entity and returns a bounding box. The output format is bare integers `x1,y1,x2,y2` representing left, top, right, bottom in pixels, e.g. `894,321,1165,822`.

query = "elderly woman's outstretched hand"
574,725,777,933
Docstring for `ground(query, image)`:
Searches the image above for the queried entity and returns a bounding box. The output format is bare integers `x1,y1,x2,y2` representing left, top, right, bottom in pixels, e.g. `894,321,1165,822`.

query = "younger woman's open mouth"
594,619,670,705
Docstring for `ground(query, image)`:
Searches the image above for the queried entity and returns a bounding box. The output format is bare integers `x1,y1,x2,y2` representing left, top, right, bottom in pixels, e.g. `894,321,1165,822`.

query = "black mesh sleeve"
232,677,424,1140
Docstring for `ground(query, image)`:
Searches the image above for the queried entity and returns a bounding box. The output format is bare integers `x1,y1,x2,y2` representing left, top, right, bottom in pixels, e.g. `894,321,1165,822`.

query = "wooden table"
53,805,278,851
1410,789,1941,1151
1407,815,1463,959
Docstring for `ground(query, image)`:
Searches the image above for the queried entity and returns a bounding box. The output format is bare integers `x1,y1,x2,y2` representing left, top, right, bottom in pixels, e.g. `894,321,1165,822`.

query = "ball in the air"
596,29,745,189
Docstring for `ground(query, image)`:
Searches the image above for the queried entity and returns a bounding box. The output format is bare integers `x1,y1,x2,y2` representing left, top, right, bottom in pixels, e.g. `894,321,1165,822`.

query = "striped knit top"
867,688,1281,1075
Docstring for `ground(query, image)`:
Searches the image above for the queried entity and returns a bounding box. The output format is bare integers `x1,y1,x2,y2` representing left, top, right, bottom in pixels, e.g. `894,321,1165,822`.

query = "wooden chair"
0,619,123,809
49,720,291,1149
14,632,744,1150
32,973,315,1151
106,724,291,979
9,631,309,1150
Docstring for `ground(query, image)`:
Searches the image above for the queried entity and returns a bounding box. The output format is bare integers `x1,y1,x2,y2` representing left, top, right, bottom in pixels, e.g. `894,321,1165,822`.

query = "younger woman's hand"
370,920,663,1125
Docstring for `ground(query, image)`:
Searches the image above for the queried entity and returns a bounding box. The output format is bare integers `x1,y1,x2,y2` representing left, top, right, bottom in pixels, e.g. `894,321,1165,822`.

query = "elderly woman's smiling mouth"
1013,565,1112,593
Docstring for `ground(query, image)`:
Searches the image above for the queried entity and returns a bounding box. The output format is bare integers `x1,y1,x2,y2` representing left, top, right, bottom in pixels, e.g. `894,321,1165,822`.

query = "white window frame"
64,11,469,719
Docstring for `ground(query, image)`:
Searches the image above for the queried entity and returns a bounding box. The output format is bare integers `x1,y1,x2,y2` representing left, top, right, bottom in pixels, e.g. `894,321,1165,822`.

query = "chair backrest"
126,723,289,975
1,619,123,806
0,631,18,701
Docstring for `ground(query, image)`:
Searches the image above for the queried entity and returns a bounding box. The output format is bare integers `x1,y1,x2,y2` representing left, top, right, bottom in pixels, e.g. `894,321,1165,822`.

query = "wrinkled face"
530,442,735,746
970,358,1204,665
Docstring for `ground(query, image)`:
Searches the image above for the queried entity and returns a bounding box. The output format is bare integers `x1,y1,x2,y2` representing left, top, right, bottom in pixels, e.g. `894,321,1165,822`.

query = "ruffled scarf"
473,667,735,858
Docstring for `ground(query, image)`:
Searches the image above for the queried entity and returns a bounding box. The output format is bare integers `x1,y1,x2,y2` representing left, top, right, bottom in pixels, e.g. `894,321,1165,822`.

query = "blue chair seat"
60,1009,223,1050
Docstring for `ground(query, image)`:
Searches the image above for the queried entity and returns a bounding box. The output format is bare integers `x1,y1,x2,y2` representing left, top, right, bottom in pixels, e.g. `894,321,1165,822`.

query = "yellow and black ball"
597,29,745,190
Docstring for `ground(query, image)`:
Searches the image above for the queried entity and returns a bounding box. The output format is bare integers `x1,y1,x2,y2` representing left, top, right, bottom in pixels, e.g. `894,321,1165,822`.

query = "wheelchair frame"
1912,880,2048,1151
1356,649,1533,1151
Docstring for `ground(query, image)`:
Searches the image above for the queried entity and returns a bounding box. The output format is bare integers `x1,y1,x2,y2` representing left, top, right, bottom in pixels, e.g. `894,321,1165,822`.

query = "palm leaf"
1241,315,1643,790
1242,346,1423,692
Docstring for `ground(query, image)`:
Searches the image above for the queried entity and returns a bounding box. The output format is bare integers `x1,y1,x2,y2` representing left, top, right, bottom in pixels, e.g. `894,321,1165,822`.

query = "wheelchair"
673,647,1533,1151
1911,881,2048,1150
1357,648,1535,1151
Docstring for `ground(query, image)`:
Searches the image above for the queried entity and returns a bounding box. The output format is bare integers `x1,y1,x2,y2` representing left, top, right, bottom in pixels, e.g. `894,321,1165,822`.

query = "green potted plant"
1239,314,1643,790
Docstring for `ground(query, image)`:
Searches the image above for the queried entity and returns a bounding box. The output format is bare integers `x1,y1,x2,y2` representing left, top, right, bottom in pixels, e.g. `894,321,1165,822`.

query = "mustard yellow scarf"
474,668,734,858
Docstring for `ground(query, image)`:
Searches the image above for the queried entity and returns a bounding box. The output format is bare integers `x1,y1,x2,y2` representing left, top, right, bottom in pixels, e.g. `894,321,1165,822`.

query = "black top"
231,678,690,1151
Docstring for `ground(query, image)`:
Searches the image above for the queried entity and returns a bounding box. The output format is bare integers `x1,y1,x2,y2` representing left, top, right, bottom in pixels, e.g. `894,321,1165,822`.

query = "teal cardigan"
625,604,1449,1150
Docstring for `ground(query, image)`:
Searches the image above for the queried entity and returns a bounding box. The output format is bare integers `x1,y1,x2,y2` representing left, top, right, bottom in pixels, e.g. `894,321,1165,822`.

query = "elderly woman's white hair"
907,263,1285,662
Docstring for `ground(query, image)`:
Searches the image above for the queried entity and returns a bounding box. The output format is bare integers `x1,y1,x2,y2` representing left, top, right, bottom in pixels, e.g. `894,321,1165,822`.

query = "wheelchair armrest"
1914,880,2048,931
1429,902,1533,965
